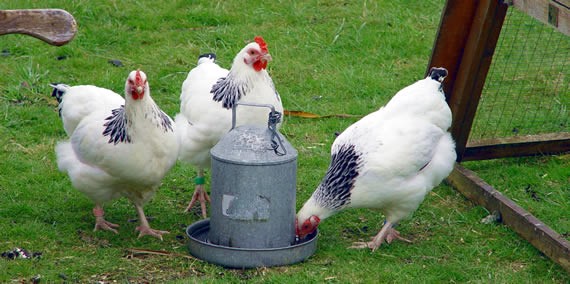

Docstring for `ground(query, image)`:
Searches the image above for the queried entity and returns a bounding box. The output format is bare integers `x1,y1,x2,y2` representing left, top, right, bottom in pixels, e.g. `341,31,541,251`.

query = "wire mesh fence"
470,7,570,141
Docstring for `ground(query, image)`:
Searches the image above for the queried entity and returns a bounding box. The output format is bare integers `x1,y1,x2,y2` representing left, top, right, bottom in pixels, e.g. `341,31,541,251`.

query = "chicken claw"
92,206,119,234
349,222,412,251
94,218,120,234
184,184,210,218
385,228,412,244
136,226,169,240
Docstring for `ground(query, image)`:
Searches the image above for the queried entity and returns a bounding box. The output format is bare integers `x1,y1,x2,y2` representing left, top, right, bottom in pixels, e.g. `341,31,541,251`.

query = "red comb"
254,36,268,53
135,69,143,85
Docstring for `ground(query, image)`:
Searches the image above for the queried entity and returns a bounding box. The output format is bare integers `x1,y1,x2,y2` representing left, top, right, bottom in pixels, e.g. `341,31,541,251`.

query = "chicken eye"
249,50,256,55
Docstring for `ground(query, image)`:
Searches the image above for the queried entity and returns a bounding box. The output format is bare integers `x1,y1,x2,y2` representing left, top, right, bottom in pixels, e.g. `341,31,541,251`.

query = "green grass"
463,156,570,239
1,0,569,282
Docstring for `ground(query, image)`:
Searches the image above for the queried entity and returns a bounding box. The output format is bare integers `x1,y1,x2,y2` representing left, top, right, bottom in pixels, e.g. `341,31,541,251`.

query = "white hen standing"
50,84,124,136
175,36,283,217
55,70,179,239
296,67,456,251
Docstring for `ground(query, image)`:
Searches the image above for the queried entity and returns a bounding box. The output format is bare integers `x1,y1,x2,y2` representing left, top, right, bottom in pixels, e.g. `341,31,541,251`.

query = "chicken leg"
184,169,210,218
349,220,412,251
92,205,119,234
134,204,169,240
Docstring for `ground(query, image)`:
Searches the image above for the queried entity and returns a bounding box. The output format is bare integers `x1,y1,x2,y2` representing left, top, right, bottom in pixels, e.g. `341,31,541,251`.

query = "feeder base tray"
186,219,317,269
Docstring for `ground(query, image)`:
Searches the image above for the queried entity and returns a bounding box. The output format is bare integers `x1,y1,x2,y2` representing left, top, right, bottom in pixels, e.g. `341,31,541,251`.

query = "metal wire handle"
231,102,286,156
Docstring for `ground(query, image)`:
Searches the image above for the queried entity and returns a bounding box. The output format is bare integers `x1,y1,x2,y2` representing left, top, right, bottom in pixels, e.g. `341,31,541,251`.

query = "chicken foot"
184,169,210,218
92,205,119,234
349,220,412,251
134,204,169,240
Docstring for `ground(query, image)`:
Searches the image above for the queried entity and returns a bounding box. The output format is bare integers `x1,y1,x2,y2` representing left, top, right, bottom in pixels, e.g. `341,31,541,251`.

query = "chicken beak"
261,53,272,62
136,85,144,94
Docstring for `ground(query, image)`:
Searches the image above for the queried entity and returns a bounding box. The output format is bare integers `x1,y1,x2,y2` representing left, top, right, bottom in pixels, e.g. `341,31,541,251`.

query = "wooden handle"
0,9,77,46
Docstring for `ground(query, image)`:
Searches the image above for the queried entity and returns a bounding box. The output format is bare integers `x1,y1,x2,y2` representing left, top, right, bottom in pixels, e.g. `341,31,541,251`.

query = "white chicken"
175,36,283,217
296,67,456,251
55,70,179,239
50,83,124,136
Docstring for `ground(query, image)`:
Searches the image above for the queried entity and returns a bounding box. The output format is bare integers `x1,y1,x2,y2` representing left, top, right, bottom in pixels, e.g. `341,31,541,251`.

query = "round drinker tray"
186,219,318,269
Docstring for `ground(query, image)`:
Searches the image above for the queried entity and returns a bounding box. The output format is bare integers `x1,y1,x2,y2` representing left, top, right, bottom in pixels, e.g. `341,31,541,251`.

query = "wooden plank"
463,132,570,161
446,0,509,162
447,164,570,273
0,9,77,46
428,0,509,161
426,0,479,101
513,0,570,37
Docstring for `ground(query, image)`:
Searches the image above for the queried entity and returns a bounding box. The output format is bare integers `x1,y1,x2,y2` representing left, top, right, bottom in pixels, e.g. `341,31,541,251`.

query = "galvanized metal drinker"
186,102,317,268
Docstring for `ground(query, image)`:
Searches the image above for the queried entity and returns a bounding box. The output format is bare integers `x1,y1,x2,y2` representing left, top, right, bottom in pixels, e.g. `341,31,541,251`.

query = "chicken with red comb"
296,68,456,251
54,70,179,240
175,36,283,217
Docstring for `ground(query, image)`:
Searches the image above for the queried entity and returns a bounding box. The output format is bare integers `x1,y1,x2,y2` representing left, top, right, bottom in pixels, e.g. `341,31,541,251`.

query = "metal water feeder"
186,102,317,268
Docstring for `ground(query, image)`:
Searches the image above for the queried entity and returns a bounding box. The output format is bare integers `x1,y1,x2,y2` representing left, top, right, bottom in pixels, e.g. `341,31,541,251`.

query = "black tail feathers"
198,53,216,61
50,83,65,104
428,67,448,82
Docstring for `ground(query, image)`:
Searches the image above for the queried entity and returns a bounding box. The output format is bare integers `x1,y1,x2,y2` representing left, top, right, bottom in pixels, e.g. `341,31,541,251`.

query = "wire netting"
469,7,570,140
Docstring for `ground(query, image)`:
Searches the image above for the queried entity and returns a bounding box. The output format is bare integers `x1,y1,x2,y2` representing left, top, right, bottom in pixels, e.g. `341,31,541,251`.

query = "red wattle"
253,60,267,72
131,91,143,100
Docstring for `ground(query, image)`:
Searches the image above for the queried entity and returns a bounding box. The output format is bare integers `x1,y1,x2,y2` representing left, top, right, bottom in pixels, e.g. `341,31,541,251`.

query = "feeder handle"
231,102,287,156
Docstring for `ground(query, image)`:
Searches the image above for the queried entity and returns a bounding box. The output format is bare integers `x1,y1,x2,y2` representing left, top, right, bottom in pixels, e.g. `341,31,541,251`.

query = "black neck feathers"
211,73,249,109
314,144,362,210
103,106,131,144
